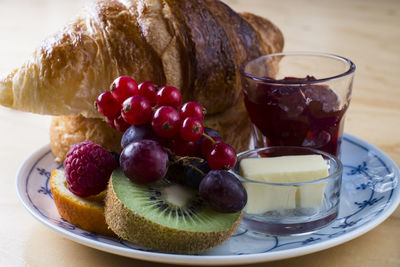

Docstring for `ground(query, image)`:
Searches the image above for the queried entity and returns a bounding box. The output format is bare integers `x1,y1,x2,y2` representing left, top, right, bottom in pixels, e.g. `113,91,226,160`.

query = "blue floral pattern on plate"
15,133,400,265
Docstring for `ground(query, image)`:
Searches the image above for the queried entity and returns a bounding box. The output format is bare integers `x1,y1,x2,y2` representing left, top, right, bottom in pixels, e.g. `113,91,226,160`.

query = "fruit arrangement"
0,0,285,255
95,76,246,213
50,76,248,254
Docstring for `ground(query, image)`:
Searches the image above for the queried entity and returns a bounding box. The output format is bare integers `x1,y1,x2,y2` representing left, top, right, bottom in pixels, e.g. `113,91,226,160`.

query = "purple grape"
199,170,247,213
183,160,210,190
121,124,156,149
120,140,168,184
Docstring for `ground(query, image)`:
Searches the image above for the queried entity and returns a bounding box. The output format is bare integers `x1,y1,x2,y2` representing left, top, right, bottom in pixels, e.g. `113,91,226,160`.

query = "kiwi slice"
104,168,242,254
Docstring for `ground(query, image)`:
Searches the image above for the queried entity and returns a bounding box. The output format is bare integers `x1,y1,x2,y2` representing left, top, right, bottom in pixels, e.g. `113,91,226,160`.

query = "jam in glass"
243,76,348,156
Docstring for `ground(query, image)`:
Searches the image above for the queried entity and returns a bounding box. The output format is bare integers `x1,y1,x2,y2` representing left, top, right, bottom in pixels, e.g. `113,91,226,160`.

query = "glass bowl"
231,146,343,235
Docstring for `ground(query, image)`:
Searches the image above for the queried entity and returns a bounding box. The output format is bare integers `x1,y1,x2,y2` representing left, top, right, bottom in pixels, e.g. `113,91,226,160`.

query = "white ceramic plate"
16,133,400,265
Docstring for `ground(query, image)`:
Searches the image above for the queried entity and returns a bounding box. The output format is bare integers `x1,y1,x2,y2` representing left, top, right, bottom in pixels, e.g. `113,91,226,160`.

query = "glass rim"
230,146,343,186
240,51,356,85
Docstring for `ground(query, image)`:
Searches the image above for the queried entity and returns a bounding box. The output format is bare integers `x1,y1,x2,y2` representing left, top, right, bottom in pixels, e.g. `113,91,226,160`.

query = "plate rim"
15,133,400,266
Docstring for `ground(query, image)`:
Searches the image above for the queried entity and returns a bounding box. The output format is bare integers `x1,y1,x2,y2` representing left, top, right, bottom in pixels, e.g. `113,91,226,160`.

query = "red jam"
243,76,348,156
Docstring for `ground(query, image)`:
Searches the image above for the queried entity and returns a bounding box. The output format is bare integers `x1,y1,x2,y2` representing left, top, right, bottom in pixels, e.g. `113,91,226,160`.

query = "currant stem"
202,107,207,116
174,156,204,164
202,133,216,145
165,147,205,167
186,163,206,177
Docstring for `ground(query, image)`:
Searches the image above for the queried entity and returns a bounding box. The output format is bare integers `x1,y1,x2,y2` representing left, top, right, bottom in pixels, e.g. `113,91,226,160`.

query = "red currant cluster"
96,76,237,171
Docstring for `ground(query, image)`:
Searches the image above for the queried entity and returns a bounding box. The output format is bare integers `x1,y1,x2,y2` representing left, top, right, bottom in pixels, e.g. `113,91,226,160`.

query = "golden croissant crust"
0,0,283,154
0,0,283,117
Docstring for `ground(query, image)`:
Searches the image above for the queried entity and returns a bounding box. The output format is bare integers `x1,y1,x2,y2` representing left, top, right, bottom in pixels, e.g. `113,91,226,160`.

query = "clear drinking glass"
240,52,355,157
231,146,343,235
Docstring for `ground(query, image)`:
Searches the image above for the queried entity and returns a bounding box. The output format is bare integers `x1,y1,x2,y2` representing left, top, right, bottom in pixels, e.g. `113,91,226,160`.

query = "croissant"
0,0,283,156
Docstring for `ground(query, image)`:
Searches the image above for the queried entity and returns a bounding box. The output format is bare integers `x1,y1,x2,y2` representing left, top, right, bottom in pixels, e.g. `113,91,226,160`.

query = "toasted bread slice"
50,169,114,236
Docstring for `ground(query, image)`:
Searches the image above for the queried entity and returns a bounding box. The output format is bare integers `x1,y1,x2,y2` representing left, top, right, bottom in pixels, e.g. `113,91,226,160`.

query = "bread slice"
50,114,123,162
50,169,115,236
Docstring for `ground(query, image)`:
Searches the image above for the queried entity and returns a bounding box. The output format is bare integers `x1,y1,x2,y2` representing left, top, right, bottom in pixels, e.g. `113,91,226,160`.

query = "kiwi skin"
104,178,242,254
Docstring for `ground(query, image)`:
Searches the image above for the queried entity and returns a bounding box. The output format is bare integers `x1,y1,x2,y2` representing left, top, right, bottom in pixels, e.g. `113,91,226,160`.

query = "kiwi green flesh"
110,168,240,232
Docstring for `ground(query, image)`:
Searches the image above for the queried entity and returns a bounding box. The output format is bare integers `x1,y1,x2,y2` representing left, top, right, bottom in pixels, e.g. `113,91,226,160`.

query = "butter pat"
296,183,327,208
244,183,297,214
239,155,329,213
239,155,329,183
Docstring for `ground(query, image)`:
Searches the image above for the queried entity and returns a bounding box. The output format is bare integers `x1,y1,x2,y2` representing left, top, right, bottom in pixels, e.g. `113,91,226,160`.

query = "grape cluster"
96,76,246,213
96,76,237,170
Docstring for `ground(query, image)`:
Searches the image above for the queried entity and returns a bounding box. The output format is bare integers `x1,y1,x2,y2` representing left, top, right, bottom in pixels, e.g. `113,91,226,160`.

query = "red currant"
201,136,222,158
151,106,181,138
110,76,138,103
180,117,204,142
96,91,121,118
138,81,157,105
180,101,204,120
207,142,236,170
121,95,152,125
168,136,198,156
155,86,182,108
114,113,131,132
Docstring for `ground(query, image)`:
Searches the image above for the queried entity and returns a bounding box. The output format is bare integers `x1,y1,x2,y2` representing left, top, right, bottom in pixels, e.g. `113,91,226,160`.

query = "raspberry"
64,141,118,197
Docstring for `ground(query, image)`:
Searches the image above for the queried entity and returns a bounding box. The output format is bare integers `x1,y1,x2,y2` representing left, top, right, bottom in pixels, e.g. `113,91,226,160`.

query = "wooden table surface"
0,0,399,266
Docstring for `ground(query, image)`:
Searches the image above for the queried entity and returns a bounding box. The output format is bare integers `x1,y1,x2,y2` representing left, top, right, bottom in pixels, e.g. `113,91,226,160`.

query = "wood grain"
0,0,398,266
